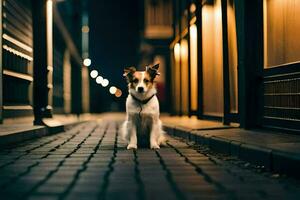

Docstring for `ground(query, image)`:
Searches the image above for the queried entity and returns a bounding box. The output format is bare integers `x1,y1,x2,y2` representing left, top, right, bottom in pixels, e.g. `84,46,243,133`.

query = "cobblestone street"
1,121,300,200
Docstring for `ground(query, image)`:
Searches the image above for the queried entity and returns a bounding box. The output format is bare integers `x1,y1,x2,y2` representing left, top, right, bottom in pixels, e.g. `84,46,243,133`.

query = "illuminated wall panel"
263,0,300,129
174,43,181,113
202,0,224,117
227,0,238,113
170,50,176,112
264,0,300,68
63,50,71,114
189,24,198,111
180,39,189,115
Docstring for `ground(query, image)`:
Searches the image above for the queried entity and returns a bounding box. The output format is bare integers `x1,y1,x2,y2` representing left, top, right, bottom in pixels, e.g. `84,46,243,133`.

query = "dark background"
89,0,141,112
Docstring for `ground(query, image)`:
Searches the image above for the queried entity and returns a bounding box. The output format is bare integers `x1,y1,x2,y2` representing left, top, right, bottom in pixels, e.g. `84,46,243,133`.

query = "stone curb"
0,121,85,147
46,120,85,134
0,127,47,147
164,124,300,178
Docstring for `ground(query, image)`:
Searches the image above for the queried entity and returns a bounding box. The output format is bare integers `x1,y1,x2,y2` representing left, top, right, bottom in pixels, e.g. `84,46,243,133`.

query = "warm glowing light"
190,24,197,39
115,89,122,97
90,70,98,78
46,0,53,69
3,45,33,61
180,39,189,114
102,79,109,87
82,25,90,33
180,39,188,57
190,3,196,13
174,43,180,62
109,86,117,94
46,0,53,108
190,24,198,111
96,76,103,84
190,16,197,25
202,0,224,115
3,34,33,52
83,58,91,66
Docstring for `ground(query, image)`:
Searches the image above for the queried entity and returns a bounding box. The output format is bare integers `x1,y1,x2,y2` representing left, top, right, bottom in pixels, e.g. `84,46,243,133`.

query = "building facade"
0,0,90,124
167,0,299,132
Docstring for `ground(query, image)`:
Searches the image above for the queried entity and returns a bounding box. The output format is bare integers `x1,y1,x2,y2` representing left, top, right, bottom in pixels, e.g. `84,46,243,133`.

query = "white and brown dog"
121,64,165,149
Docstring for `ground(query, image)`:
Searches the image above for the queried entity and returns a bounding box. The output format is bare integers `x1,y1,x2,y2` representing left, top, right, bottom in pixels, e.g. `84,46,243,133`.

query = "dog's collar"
130,93,156,105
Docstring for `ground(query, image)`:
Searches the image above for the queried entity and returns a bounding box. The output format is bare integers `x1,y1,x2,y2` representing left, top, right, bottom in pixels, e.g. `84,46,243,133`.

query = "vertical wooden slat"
178,0,182,116
187,2,192,117
71,58,82,116
227,0,239,115
32,0,52,124
221,0,230,125
46,0,53,111
234,0,263,128
0,0,3,123
82,66,89,113
70,0,82,116
180,38,189,115
165,50,172,113
234,0,245,127
63,50,71,114
196,2,203,119
53,47,64,113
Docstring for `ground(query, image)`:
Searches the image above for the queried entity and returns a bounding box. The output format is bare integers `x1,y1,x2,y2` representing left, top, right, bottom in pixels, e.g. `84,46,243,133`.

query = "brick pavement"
1,121,300,200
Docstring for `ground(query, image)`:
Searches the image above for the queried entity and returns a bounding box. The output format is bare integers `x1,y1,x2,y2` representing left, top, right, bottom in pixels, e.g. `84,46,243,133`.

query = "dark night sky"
88,0,141,112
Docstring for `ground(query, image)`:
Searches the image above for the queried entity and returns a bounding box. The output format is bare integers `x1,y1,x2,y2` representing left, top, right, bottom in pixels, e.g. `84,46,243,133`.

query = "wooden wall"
202,0,224,117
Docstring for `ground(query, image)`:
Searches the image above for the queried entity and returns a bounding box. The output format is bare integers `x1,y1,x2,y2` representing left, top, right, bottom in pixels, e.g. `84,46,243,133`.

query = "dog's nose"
137,87,144,93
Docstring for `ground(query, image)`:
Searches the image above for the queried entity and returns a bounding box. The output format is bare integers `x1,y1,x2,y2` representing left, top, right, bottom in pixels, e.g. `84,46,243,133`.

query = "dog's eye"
144,79,149,83
133,79,139,83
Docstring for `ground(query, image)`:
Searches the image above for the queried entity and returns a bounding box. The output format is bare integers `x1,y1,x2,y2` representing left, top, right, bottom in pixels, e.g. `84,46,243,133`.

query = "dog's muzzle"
137,87,144,93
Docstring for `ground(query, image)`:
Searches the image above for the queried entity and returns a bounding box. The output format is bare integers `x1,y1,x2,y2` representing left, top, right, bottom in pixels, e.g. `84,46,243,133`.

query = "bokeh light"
102,79,109,87
83,58,91,66
96,76,103,84
109,86,117,94
115,89,122,97
90,70,98,78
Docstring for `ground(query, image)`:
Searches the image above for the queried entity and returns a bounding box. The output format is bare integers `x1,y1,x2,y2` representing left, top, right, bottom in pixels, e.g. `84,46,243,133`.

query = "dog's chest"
126,94,159,137
132,113,153,128
132,113,153,147
127,96,159,115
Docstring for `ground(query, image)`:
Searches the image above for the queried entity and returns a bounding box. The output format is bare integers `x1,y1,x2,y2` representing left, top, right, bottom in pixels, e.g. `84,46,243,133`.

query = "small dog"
121,64,165,149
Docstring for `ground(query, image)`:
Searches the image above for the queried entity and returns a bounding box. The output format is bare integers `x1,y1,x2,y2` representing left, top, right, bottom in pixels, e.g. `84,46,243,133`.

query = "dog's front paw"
127,144,137,150
151,143,160,149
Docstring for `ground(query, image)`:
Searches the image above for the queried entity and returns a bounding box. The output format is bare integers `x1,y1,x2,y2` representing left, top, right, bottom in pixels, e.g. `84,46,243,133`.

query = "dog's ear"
152,63,160,71
146,63,160,81
123,66,136,82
